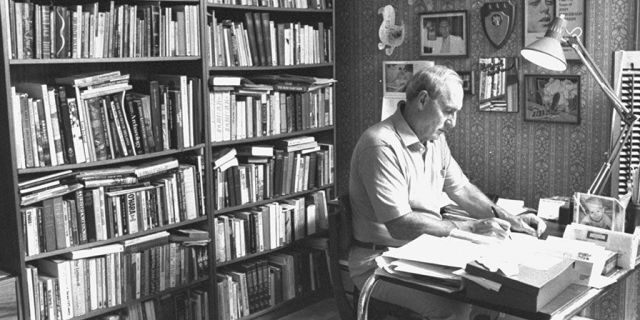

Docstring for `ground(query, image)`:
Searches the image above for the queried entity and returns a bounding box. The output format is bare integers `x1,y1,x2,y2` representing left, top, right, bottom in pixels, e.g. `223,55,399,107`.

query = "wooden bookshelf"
0,0,335,319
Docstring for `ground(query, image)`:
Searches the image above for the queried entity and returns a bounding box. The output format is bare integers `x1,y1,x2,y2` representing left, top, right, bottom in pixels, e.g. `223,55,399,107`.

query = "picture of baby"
578,196,612,230
573,193,625,232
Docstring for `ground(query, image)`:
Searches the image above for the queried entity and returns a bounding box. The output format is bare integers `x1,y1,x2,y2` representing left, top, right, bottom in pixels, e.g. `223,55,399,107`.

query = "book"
134,158,179,179
63,243,124,260
19,170,75,190
236,145,274,157
212,147,237,169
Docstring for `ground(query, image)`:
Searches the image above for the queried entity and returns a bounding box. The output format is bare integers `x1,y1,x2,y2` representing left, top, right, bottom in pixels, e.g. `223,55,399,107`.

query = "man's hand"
457,218,512,240
493,207,547,237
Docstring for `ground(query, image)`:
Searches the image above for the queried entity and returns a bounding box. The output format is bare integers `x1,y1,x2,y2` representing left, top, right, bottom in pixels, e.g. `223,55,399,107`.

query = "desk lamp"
520,14,638,195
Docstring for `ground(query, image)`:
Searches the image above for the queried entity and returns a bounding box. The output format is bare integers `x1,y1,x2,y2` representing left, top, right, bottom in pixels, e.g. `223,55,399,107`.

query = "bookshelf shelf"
68,277,209,320
24,215,208,262
9,56,202,65
213,184,333,215
216,231,327,267
208,63,334,72
237,289,332,320
206,4,332,13
17,144,206,175
210,126,333,147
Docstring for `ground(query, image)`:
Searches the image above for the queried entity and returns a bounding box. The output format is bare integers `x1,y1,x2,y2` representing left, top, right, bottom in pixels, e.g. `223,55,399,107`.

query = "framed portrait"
523,0,586,60
383,60,435,97
523,74,580,124
457,71,474,95
573,192,625,232
420,11,468,57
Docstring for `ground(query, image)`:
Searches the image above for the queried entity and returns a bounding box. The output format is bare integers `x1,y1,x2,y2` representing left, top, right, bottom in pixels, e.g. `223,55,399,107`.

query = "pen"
491,206,512,240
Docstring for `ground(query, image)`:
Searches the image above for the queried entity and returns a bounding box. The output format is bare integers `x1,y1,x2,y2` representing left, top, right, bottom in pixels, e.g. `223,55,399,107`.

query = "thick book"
134,158,179,179
244,12,261,66
212,147,237,169
465,259,579,312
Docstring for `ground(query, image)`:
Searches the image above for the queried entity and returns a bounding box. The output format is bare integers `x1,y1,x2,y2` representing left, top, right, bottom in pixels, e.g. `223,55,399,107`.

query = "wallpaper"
334,0,638,319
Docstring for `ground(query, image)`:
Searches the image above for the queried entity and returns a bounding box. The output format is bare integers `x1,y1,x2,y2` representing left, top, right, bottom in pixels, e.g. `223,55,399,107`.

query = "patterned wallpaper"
334,0,636,206
334,1,639,319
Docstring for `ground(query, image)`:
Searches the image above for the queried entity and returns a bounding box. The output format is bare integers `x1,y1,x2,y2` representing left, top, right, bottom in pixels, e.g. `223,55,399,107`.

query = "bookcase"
0,0,335,319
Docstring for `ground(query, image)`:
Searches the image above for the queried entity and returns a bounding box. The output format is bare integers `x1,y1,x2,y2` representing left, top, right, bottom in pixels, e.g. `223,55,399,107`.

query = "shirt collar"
389,104,423,150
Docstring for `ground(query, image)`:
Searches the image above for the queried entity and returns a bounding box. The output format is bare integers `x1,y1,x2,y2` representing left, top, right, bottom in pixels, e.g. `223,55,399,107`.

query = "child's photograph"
573,192,625,232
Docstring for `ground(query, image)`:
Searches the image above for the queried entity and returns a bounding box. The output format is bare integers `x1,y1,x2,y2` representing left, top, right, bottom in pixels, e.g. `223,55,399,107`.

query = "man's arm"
385,209,510,241
447,183,547,237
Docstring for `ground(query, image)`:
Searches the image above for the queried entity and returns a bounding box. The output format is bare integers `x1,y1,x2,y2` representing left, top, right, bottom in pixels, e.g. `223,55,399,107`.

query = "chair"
327,194,423,320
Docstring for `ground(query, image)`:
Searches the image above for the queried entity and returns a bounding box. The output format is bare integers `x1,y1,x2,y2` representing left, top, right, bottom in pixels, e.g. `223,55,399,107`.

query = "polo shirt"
348,106,470,283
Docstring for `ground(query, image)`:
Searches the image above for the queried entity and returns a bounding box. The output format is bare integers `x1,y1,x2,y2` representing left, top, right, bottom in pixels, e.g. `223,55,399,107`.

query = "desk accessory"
521,14,637,195
563,223,640,269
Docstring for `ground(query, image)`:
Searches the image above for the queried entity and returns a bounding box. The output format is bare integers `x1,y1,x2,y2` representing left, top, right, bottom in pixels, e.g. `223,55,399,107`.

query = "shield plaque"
481,1,515,49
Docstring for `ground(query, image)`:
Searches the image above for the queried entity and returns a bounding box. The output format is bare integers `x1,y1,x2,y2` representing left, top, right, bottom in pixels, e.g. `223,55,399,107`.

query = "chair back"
328,194,356,320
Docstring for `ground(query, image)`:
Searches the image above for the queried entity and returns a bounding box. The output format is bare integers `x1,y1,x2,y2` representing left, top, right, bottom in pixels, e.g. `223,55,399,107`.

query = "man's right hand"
459,218,511,240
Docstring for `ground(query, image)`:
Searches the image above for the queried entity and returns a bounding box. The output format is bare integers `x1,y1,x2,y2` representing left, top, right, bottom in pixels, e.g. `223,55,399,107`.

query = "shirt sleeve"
356,145,412,223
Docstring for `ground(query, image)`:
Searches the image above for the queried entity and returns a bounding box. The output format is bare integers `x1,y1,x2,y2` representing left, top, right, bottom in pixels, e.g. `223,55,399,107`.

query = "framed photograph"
523,0,586,60
457,71,474,95
383,60,435,97
523,74,580,124
478,57,519,113
573,192,625,232
420,11,468,57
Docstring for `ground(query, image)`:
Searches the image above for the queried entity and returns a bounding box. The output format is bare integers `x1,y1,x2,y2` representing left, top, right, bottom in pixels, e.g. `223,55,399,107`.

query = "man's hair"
404,65,462,101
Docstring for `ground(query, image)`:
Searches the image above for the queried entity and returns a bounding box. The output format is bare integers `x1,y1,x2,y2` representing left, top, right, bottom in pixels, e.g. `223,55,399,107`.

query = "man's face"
439,20,451,37
415,81,463,141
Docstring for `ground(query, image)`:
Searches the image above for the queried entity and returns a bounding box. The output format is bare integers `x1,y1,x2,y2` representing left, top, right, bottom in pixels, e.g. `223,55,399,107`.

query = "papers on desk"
375,256,464,292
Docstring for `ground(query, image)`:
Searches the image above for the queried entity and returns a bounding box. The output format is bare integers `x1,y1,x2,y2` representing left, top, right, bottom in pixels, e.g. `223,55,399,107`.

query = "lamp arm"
566,35,635,125
566,34,639,194
588,124,635,194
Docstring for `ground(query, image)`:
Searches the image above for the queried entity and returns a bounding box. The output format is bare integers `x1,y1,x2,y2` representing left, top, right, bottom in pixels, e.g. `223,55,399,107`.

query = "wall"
335,1,639,319
334,0,636,207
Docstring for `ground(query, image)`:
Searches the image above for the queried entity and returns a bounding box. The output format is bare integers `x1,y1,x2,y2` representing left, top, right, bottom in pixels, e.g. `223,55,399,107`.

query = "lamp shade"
520,16,568,71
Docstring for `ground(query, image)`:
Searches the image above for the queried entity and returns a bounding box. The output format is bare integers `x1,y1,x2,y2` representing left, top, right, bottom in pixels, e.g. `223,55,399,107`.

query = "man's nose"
445,115,456,128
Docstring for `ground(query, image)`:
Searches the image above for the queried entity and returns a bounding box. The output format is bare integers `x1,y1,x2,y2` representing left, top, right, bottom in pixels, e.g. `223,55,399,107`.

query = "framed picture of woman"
524,74,581,124
523,0,586,60
420,11,468,57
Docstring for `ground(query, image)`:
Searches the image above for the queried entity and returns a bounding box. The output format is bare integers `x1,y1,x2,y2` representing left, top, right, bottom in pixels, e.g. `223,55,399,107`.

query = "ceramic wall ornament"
378,5,405,55
481,1,516,49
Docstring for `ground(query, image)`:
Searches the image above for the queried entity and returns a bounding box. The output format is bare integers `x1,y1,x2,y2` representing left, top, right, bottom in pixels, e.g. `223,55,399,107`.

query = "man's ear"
418,90,430,109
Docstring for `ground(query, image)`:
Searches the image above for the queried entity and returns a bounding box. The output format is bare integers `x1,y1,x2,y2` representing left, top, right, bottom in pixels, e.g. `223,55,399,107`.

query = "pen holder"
625,202,640,234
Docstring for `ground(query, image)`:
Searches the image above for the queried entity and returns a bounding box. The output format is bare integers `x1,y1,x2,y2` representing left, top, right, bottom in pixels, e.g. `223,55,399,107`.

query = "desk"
356,222,640,320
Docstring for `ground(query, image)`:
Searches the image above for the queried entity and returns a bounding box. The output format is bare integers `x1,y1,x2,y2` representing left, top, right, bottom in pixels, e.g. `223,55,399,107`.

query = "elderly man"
348,65,546,319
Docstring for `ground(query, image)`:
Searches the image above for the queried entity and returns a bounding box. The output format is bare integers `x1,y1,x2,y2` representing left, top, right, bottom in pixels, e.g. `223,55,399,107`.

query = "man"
424,19,465,54
348,66,546,319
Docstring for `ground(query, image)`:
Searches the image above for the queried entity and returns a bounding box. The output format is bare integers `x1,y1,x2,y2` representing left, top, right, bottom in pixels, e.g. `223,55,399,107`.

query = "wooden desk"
356,222,639,320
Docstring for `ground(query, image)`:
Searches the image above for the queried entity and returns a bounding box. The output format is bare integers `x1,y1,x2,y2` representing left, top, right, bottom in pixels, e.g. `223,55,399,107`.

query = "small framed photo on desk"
573,192,625,232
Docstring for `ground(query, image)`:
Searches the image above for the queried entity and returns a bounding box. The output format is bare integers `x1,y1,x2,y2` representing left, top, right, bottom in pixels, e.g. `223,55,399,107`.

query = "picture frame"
523,74,580,124
523,0,586,60
573,192,625,232
457,71,474,95
383,60,435,97
420,11,468,57
478,57,519,113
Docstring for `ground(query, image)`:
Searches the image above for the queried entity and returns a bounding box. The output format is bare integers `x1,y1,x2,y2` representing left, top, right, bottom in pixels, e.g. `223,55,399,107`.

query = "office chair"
327,194,423,320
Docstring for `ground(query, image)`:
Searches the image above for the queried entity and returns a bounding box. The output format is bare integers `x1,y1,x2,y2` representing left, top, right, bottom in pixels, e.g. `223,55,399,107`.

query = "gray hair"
404,65,462,101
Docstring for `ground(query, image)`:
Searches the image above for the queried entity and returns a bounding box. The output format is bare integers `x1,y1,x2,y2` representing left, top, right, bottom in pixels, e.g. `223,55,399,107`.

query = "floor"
278,297,341,320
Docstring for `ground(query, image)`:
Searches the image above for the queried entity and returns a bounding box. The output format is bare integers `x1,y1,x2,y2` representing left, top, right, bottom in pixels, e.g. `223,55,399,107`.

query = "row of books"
207,0,332,10
121,290,209,320
207,11,332,67
24,232,209,320
216,243,329,319
11,72,202,169
3,1,200,60
214,191,327,263
21,157,206,256
212,142,334,209
208,83,334,142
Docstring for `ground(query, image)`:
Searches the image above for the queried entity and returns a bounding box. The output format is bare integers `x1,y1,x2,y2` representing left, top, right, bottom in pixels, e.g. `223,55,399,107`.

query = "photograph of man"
527,0,555,33
349,65,546,319
422,17,465,55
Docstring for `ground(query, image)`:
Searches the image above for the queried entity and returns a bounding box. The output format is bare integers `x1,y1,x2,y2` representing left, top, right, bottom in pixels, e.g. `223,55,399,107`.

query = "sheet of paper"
382,234,491,268
496,198,527,215
537,198,566,220
381,96,405,120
